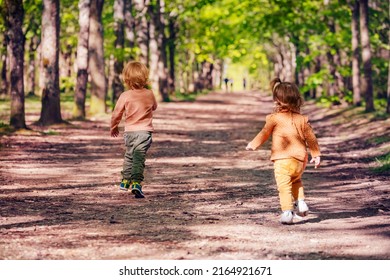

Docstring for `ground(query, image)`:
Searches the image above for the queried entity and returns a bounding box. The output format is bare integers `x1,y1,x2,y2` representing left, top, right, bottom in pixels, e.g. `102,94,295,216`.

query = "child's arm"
246,115,274,150
152,93,158,111
111,95,126,137
303,117,321,168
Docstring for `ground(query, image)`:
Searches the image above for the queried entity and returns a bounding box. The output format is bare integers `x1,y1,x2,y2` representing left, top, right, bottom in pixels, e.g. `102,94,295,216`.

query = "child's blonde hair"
270,77,303,113
122,61,149,90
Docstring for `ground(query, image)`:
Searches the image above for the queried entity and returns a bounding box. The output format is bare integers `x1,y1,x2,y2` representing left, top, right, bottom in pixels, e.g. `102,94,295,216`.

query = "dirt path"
0,90,389,260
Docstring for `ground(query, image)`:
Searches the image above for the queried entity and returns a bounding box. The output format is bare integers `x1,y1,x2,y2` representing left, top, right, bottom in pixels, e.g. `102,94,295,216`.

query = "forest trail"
0,90,389,260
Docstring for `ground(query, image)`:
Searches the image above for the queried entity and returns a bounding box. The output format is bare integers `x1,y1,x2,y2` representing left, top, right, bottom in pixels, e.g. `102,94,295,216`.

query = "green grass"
0,92,81,124
368,135,390,145
173,90,210,102
0,122,14,135
372,153,390,174
43,129,60,135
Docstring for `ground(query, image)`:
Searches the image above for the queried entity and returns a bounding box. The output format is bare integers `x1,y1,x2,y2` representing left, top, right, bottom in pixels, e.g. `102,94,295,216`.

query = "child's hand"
111,127,119,137
246,143,254,151
310,156,321,169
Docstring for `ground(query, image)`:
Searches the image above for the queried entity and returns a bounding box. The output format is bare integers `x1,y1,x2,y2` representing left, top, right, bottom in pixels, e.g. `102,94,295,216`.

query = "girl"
246,78,321,224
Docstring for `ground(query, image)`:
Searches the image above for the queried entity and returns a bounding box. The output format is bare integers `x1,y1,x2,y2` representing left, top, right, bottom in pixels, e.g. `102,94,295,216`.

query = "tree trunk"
5,0,26,129
202,61,213,90
39,0,62,125
60,44,72,78
387,31,390,114
1,31,9,96
134,0,149,66
74,0,91,119
108,54,115,100
89,0,107,115
359,0,375,112
148,3,159,97
156,0,169,101
352,0,361,106
124,0,136,50
312,56,323,99
26,37,38,96
112,0,125,104
325,51,338,97
168,17,176,93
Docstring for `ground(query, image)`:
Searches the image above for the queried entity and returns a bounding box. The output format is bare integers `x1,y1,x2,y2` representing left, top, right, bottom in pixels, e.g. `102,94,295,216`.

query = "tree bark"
60,44,72,78
5,0,26,129
134,0,149,66
74,0,91,119
39,0,62,125
124,0,136,50
26,36,38,96
1,29,9,96
359,0,375,112
112,0,125,103
352,0,361,106
156,0,169,101
89,0,107,115
387,29,390,114
149,3,159,97
168,16,176,93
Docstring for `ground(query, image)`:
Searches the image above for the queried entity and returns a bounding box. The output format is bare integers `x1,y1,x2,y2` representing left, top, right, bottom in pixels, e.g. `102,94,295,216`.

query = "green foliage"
60,76,75,94
317,94,341,107
300,69,328,94
1,0,388,121
23,0,42,40
60,0,79,50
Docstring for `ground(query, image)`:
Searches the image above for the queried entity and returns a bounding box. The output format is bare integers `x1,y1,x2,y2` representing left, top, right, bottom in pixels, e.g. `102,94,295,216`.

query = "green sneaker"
131,182,145,198
120,179,130,191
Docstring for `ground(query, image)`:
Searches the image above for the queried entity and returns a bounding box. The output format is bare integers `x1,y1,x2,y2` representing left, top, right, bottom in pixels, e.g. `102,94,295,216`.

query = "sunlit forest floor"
0,90,389,259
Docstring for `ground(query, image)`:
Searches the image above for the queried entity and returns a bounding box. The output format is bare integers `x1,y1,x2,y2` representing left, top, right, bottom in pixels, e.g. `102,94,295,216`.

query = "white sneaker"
280,210,293,224
296,200,309,217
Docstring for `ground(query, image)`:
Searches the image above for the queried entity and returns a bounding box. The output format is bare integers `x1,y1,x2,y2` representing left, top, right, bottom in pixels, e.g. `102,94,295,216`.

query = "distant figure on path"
111,61,158,199
246,77,321,224
243,78,247,90
229,79,234,92
224,77,229,92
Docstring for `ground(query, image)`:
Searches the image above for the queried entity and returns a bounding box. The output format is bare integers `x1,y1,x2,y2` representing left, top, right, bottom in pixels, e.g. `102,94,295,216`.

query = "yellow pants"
274,158,306,211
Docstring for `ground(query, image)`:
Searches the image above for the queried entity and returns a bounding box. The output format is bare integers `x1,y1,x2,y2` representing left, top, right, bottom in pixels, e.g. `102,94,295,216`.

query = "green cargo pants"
122,131,152,183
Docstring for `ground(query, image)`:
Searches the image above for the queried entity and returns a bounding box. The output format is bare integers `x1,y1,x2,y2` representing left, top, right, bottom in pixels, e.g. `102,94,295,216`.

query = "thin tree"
5,0,26,129
134,0,149,66
359,0,375,112
124,0,136,50
89,0,107,115
387,29,390,114
112,0,125,103
351,0,361,106
74,0,91,119
0,8,9,96
149,3,159,96
167,15,177,93
156,0,169,101
26,36,39,96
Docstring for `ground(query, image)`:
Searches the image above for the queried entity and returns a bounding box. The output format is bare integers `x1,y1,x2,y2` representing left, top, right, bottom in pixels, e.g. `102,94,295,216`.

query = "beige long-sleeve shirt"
248,112,321,162
111,89,158,132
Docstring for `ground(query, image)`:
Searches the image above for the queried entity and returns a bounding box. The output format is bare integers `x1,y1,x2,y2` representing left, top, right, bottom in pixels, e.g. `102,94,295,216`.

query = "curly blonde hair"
270,77,303,113
122,61,149,90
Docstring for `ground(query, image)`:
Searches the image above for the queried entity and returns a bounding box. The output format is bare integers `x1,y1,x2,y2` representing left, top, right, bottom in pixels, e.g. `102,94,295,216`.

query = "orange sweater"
248,112,321,162
111,89,158,132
